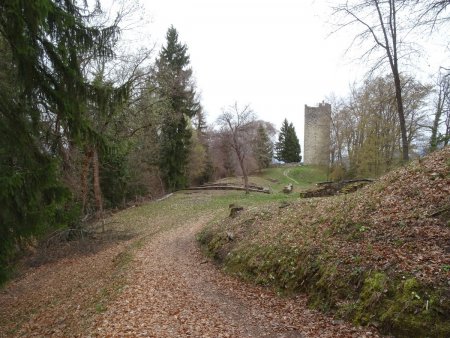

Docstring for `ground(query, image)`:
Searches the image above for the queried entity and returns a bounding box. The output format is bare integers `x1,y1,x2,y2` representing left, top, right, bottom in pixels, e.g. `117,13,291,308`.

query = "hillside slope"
199,147,450,337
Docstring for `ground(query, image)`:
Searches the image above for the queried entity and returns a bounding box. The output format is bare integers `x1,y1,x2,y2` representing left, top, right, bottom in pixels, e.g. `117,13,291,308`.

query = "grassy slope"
217,164,328,193
198,149,450,337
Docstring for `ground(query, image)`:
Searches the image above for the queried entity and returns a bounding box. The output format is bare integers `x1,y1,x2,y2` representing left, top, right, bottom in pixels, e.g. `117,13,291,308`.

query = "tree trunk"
445,119,450,146
429,95,442,151
92,147,103,216
81,149,93,215
393,73,409,161
238,155,249,194
374,0,409,161
157,167,166,196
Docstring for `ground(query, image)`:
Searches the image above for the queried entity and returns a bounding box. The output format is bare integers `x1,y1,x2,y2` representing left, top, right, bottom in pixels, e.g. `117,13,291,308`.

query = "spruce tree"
275,119,289,162
284,122,302,162
254,124,273,169
0,1,119,282
154,26,200,191
275,119,301,163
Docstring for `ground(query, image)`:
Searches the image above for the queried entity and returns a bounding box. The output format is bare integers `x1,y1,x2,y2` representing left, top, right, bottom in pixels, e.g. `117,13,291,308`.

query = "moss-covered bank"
198,148,450,337
198,223,450,337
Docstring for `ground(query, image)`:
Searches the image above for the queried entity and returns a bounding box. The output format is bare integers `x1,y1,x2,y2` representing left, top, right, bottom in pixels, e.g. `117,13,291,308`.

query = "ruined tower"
304,102,331,166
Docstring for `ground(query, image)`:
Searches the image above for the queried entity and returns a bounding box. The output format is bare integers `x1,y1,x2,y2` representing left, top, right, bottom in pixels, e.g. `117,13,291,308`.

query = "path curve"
283,168,300,185
92,217,378,337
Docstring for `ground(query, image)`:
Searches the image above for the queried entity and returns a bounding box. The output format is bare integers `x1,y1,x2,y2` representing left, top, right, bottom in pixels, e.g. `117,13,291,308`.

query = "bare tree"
328,74,430,177
333,0,414,161
430,71,450,150
217,103,256,194
416,0,450,30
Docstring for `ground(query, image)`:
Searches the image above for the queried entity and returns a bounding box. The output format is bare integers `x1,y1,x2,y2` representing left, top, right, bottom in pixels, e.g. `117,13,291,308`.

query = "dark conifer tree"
275,119,289,162
275,119,301,163
284,122,302,162
154,26,200,191
0,0,120,282
254,124,273,169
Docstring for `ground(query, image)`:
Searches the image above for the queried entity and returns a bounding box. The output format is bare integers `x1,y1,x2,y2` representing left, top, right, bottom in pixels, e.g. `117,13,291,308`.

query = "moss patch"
198,149,450,337
200,223,450,337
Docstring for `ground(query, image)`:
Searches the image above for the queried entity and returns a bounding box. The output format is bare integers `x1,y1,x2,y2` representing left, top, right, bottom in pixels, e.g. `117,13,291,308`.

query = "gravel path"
92,217,379,338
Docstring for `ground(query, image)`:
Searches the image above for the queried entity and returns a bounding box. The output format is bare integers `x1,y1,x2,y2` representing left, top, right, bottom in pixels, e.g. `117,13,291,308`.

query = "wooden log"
183,185,270,194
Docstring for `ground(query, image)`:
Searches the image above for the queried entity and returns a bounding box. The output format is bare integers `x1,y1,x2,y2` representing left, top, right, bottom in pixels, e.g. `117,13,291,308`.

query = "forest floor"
0,189,378,337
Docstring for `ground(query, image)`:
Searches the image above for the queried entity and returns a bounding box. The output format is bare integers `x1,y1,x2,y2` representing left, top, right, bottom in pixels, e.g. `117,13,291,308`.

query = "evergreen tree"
253,124,273,169
284,122,302,162
0,1,119,282
154,26,200,191
275,119,301,163
275,119,289,162
193,110,213,184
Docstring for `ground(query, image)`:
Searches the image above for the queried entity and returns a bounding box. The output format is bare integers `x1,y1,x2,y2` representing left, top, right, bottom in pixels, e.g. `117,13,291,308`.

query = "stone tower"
304,102,331,166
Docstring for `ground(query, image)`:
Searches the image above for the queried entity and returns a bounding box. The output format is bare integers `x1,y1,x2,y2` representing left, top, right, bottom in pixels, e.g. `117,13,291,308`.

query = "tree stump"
229,205,244,218
283,183,293,194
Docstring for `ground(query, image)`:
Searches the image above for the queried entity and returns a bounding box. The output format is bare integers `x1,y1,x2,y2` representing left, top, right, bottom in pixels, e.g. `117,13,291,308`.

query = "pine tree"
275,119,301,163
253,124,273,169
154,26,200,191
275,119,289,162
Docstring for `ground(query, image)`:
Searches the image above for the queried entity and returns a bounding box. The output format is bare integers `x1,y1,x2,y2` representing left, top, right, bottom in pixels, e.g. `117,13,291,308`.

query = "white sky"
108,0,448,150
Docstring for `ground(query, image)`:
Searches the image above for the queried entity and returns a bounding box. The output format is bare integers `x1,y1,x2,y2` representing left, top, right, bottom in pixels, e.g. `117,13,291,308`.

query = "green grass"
258,165,328,190
215,165,328,194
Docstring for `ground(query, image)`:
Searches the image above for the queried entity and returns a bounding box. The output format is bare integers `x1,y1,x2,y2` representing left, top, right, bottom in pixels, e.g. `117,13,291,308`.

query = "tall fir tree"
253,124,273,169
0,0,119,282
154,26,200,191
275,119,289,162
275,119,301,163
285,122,302,162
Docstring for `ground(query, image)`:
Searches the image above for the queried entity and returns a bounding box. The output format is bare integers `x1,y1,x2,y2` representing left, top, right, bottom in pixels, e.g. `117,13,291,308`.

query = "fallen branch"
156,193,174,202
45,228,91,247
428,205,450,218
183,186,270,194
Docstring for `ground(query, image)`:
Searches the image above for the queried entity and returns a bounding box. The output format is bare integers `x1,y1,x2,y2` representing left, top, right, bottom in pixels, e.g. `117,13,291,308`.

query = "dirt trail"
283,169,300,185
0,195,379,337
92,217,378,338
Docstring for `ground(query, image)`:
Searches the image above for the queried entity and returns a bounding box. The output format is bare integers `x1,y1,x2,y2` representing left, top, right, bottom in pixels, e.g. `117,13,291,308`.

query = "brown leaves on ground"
0,212,379,337
331,147,450,285
0,240,131,336
219,147,450,287
92,218,378,337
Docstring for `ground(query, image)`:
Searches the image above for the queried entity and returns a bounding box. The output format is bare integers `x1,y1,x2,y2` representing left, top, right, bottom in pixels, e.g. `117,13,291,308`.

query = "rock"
229,206,244,218
430,172,444,180
226,231,234,241
283,183,293,194
279,201,291,209
300,179,373,198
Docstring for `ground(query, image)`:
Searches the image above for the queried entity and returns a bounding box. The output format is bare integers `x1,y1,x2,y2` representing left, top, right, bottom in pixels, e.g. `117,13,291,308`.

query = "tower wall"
304,102,331,166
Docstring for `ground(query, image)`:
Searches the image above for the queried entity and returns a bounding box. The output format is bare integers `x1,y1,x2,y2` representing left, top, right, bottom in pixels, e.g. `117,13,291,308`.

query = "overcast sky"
108,0,448,150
